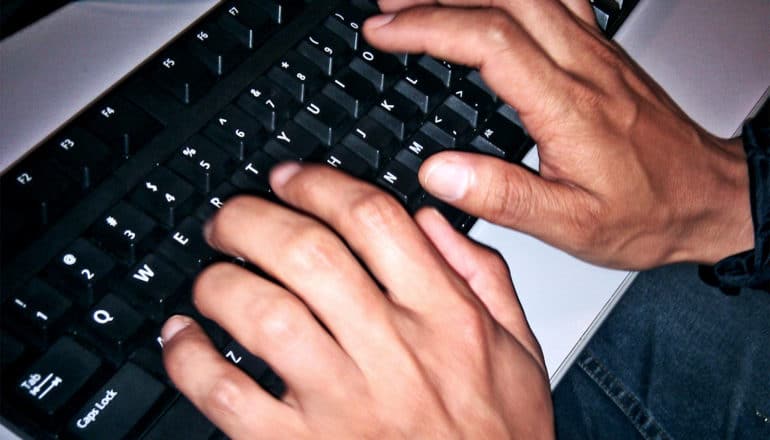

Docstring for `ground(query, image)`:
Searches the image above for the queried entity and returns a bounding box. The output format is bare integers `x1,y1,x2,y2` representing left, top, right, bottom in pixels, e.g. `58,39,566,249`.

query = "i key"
323,68,377,118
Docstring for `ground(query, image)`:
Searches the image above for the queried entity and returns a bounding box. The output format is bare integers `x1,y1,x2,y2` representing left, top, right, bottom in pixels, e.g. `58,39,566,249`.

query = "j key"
195,182,239,222
418,56,463,87
119,254,187,322
5,278,72,348
85,294,144,362
297,26,351,76
324,5,369,50
294,94,353,146
16,337,101,418
369,89,422,140
204,105,265,160
342,117,399,169
237,77,299,132
142,397,217,440
394,67,446,114
186,22,247,76
350,46,404,92
67,363,165,440
47,126,115,189
424,105,472,147
268,50,324,102
158,217,217,275
49,238,116,307
216,0,275,49
323,144,375,179
90,201,156,264
448,77,497,127
257,0,304,24
223,340,269,381
471,109,532,160
403,129,447,162
230,151,277,194
149,46,216,104
264,121,322,161
80,95,162,158
377,159,422,205
167,135,235,193
323,68,377,118
129,166,196,228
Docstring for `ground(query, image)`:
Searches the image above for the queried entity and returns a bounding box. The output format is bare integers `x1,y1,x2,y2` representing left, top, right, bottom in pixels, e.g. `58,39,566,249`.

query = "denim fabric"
552,263,770,439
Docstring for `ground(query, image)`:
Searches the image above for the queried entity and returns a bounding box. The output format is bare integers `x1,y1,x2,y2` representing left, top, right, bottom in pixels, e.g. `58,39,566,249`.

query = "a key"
84,294,144,362
67,363,165,440
323,144,375,179
141,397,217,440
80,95,162,158
423,105,472,147
129,166,197,228
90,201,157,264
394,67,446,114
323,68,377,118
216,0,276,49
16,337,101,417
119,254,187,322
294,94,353,146
263,121,322,161
204,105,265,161
47,126,116,190
149,46,215,104
376,158,422,205
48,238,116,307
186,21,248,75
167,135,235,193
471,107,533,160
267,50,324,102
230,151,277,194
158,217,217,275
5,279,72,348
237,77,299,132
350,46,404,92
297,26,351,76
194,182,239,222
223,340,269,380
369,89,422,140
341,117,399,169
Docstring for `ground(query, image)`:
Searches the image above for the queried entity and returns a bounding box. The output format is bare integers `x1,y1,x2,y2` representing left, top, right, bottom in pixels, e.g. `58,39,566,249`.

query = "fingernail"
367,13,395,29
422,160,471,201
270,162,302,188
161,315,192,344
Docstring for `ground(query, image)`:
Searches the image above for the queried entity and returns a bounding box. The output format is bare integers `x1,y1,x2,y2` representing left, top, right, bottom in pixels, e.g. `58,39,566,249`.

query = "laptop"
1,0,768,438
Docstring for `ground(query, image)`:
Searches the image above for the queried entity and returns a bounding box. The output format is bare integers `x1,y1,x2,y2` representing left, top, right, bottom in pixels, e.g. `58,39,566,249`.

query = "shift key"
68,363,165,440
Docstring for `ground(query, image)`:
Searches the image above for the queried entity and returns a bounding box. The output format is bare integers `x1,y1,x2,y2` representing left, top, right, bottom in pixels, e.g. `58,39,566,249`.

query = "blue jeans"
552,263,770,439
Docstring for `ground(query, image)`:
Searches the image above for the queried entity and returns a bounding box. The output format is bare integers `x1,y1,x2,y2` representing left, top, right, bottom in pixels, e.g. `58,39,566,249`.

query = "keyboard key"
158,217,218,275
90,201,157,264
16,337,101,417
67,363,165,440
149,46,216,104
376,158,421,205
257,369,286,398
257,0,304,24
323,144,375,179
350,46,404,92
194,182,239,222
297,26,351,76
216,0,276,49
47,126,116,190
448,78,497,127
84,294,144,362
141,397,217,440
418,55,463,87
471,109,532,160
223,340,269,380
237,77,299,132
369,89,422,140
80,95,163,158
423,105,472,148
342,117,399,169
130,166,197,228
48,238,116,307
403,129,448,162
394,67,446,114
264,121,322,161
167,135,235,193
230,151,277,194
119,254,187,322
5,278,72,348
268,50,324,102
204,105,265,161
323,68,377,118
186,21,248,76
324,4,369,50
294,94,353,146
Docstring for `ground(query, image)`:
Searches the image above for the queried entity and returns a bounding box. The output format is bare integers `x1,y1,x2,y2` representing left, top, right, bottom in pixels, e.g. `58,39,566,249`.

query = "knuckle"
254,296,304,341
451,298,491,344
205,374,242,416
347,190,405,233
483,170,531,224
282,222,341,272
483,10,516,47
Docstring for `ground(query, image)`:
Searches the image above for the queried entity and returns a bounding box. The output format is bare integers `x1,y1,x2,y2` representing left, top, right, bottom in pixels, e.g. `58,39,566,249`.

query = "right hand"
365,0,753,270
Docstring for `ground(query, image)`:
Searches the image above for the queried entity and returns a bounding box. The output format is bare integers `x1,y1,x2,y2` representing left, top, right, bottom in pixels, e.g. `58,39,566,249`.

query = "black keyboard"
0,1,639,438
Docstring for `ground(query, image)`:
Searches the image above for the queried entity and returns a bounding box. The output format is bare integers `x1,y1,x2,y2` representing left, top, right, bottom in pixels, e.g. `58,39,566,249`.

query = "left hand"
160,164,553,439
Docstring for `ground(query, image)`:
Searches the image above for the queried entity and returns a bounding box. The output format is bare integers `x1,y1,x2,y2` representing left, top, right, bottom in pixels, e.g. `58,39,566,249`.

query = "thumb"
419,151,591,244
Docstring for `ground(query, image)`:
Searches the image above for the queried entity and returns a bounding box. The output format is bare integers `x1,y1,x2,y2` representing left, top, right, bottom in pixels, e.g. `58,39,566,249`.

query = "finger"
364,7,571,120
194,263,356,401
560,0,600,28
418,152,597,252
204,195,392,361
414,209,543,361
161,316,304,439
270,163,473,315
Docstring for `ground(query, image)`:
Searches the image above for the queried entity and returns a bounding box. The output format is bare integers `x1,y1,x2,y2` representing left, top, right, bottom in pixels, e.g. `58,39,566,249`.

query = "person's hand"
160,164,554,439
365,0,753,269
